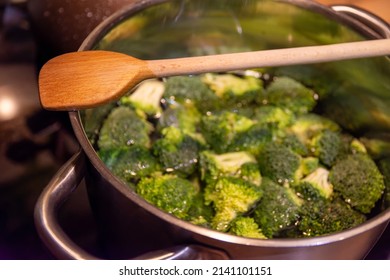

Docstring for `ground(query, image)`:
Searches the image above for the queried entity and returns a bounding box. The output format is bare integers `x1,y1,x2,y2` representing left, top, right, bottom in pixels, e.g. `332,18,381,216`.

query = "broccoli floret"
200,111,255,153
294,182,323,202
301,157,320,177
205,176,263,231
359,135,390,160
157,102,201,135
288,113,340,145
336,134,368,159
120,79,165,117
201,73,263,107
295,167,333,201
153,126,201,177
199,150,260,186
298,198,367,237
163,75,219,113
98,146,160,184
350,138,367,154
329,153,385,213
253,178,303,238
280,133,309,156
239,162,262,187
257,142,303,185
82,103,116,144
98,106,153,150
253,105,295,130
186,193,215,227
96,71,388,240
227,124,273,156
261,76,317,115
271,65,338,99
378,157,390,209
228,216,267,239
309,130,342,167
135,174,197,219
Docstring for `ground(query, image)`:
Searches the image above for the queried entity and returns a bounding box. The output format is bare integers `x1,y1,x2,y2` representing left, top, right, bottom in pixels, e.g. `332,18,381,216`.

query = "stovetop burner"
0,3,98,259
0,1,389,260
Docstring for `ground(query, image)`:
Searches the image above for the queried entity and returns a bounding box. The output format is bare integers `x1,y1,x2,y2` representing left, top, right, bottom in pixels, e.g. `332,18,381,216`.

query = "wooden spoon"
39,38,390,111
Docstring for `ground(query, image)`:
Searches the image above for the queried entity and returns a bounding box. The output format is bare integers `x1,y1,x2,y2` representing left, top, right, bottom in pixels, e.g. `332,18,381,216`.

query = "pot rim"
69,0,390,248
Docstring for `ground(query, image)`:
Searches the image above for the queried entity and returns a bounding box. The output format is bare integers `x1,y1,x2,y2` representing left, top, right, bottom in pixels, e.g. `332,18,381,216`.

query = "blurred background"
0,0,389,259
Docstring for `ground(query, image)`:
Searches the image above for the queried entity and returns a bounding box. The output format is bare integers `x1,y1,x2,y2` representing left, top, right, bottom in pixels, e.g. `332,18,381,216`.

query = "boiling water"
88,0,390,137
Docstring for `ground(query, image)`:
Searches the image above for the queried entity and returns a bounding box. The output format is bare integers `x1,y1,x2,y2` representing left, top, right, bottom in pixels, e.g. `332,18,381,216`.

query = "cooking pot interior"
74,0,390,259
82,0,390,141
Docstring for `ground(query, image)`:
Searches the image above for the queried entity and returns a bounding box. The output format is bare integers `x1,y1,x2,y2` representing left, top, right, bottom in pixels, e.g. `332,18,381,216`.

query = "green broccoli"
201,73,263,107
261,76,317,115
280,133,309,156
200,111,255,153
253,178,303,238
298,198,367,237
378,157,390,209
294,167,333,201
152,126,201,177
329,153,385,214
309,130,342,167
96,71,388,240
301,157,320,177
163,75,219,113
228,216,267,239
199,150,261,186
82,103,116,145
135,174,197,219
157,102,201,134
227,124,273,156
288,113,340,145
98,145,160,184
205,176,263,232
120,79,165,117
359,135,390,160
271,65,339,99
186,193,215,227
239,161,263,187
253,105,295,130
257,142,303,185
98,106,153,150
349,138,367,154
336,134,367,159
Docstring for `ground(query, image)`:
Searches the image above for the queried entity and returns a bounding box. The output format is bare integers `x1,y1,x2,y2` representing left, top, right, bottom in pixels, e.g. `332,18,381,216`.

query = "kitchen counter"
317,0,390,22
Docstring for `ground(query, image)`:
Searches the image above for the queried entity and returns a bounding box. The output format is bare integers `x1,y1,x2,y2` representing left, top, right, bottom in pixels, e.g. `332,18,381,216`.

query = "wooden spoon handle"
146,38,390,77
39,38,390,111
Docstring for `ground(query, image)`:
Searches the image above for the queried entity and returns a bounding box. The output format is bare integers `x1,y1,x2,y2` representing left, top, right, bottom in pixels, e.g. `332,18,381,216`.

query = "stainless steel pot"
34,0,390,260
26,0,136,54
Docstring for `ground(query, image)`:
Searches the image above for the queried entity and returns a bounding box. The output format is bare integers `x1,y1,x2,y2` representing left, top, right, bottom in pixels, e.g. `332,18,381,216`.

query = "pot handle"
34,150,229,260
34,150,99,259
331,5,390,39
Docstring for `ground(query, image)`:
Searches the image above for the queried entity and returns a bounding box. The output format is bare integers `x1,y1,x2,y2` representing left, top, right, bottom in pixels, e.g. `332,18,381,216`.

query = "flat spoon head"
38,50,154,110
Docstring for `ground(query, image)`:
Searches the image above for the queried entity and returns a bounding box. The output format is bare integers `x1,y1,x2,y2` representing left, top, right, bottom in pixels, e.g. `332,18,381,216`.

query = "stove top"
0,3,98,259
0,2,389,260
